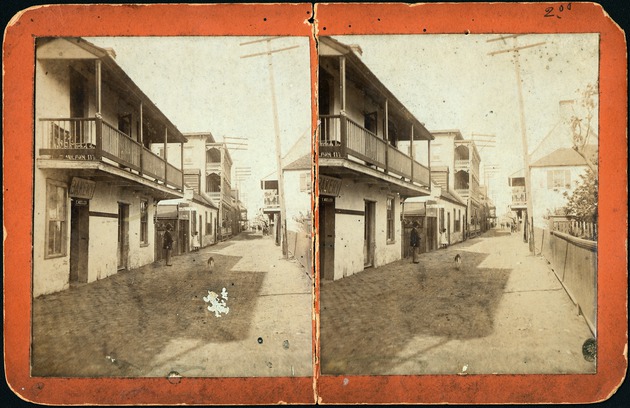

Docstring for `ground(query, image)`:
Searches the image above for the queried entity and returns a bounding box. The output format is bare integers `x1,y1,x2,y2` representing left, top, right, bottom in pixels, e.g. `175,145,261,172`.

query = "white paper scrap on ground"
203,289,229,317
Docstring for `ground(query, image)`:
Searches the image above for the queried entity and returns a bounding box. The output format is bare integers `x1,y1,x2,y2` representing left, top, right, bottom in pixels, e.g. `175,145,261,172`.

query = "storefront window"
46,180,67,258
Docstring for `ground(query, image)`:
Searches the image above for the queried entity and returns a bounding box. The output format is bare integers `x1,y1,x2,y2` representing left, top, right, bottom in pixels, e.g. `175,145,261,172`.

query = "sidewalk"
320,228,596,375
32,232,313,378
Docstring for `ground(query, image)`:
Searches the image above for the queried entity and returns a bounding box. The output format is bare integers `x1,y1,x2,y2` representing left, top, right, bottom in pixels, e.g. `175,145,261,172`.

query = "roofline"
44,37,186,144
321,37,433,141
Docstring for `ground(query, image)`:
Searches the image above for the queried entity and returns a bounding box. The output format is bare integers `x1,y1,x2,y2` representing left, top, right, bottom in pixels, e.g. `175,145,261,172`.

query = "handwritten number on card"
545,3,571,18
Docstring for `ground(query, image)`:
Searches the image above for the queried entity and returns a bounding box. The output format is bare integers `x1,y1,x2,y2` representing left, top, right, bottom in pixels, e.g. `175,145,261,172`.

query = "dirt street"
32,232,313,378
320,228,596,375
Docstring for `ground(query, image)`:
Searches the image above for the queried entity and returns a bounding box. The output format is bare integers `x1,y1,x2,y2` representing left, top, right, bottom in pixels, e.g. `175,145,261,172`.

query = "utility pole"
488,35,545,253
241,37,299,257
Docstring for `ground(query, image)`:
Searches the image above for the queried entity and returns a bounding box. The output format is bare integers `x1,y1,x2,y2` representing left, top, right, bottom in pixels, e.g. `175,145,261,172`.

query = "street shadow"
31,251,264,377
320,246,511,375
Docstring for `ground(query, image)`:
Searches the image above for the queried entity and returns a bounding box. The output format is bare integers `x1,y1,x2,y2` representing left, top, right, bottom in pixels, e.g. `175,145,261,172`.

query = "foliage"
563,168,597,223
569,83,598,174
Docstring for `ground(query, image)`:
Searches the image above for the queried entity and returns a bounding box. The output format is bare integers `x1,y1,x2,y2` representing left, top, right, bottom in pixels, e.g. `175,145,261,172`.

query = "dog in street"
454,253,462,270
207,256,215,272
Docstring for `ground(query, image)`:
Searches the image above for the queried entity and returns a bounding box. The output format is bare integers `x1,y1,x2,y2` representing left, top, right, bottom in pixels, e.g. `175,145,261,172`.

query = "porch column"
410,124,414,182
139,102,143,175
94,60,102,159
95,60,102,114
339,56,346,112
180,141,184,191
384,98,389,172
164,126,168,184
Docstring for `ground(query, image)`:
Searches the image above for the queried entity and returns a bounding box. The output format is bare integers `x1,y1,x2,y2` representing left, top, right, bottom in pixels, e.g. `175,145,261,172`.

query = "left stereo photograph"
31,36,314,378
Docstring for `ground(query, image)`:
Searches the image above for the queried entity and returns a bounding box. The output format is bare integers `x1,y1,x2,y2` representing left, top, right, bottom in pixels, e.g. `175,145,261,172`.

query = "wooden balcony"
319,115,430,189
38,117,183,191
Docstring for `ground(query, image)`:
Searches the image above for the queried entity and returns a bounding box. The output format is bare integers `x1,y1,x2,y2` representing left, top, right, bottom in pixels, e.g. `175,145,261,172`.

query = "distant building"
529,146,597,230
259,130,312,272
154,132,236,243
156,187,218,257
508,169,527,233
318,37,433,281
34,37,186,296
430,130,484,238
403,179,467,254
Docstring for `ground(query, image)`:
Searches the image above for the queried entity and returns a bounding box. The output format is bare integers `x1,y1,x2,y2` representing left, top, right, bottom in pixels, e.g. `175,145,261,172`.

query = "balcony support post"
339,56,346,112
180,141,184,191
164,126,168,184
95,60,102,160
139,102,143,176
410,124,414,183
339,115,347,158
384,98,389,173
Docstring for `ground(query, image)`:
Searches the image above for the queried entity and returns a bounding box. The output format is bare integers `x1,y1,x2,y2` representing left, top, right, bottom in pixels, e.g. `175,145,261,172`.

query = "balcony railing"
39,117,183,191
319,114,430,187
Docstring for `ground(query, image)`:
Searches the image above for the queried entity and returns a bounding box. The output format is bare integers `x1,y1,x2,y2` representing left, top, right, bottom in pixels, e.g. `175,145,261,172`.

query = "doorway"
447,211,451,245
364,201,376,268
319,196,335,281
70,199,89,283
117,203,129,270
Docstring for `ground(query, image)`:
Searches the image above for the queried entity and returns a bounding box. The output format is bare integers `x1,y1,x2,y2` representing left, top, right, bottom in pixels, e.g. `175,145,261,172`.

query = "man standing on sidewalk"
410,222,420,263
163,224,174,266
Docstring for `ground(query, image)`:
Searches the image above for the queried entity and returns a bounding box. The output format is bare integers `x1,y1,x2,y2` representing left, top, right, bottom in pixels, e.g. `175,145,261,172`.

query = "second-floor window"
547,170,571,190
139,199,148,245
386,197,395,243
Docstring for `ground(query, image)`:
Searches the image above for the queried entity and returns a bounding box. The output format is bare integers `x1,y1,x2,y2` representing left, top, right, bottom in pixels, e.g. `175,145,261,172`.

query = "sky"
334,34,599,214
87,34,598,217
88,36,312,216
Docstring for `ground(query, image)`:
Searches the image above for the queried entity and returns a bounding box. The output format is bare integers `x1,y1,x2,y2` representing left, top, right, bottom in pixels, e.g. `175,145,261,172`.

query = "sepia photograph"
3,1,627,406
31,35,313,378
318,33,599,375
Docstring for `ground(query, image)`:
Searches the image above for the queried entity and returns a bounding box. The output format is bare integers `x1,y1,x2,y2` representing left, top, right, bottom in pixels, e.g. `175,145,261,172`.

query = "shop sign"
319,175,342,196
69,177,96,199
178,209,190,220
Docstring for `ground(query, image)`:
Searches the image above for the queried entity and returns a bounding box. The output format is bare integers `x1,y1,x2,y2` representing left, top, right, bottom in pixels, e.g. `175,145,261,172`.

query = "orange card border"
2,2,627,405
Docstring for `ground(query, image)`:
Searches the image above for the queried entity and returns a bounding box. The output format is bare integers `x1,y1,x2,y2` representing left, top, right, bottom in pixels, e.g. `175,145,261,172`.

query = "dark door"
447,211,451,244
70,69,88,119
117,203,129,270
70,69,89,143
319,197,335,281
179,219,189,254
70,199,89,283
364,201,375,268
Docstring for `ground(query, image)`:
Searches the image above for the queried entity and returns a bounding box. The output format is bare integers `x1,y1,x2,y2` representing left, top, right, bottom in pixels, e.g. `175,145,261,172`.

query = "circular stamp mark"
582,338,597,362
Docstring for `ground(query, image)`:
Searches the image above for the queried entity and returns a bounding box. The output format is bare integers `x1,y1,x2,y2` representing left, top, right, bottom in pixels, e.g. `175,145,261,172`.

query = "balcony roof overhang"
319,158,431,198
319,37,433,142
36,159,184,200
37,37,186,145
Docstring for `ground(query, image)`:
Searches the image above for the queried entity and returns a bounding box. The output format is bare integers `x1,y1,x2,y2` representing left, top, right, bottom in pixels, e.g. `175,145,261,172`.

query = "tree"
563,168,597,223
569,83,598,175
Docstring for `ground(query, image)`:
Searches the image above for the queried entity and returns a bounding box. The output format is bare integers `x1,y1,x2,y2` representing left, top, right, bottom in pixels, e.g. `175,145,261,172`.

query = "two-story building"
34,37,186,296
154,132,236,245
317,37,433,281
508,169,527,234
430,130,483,238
